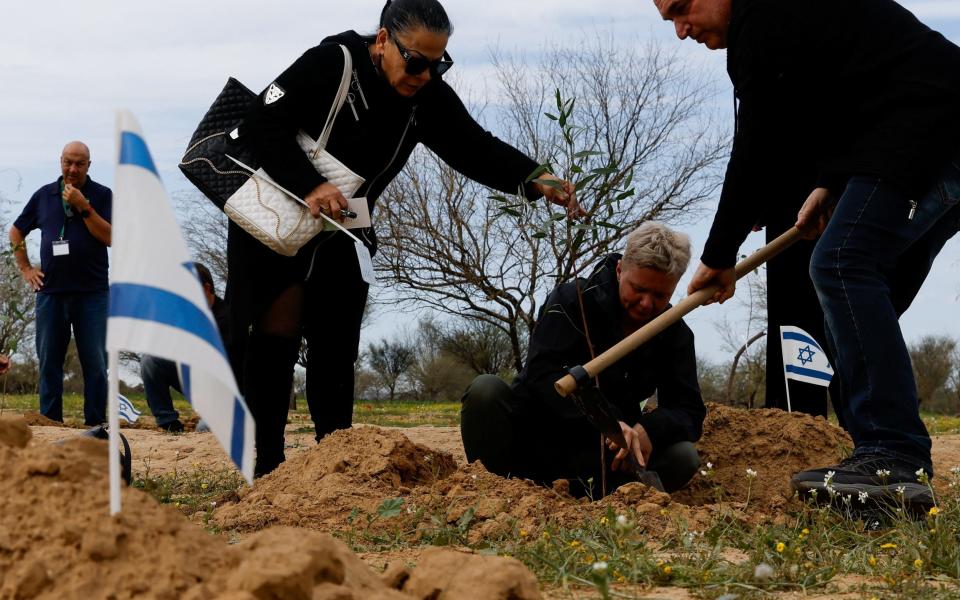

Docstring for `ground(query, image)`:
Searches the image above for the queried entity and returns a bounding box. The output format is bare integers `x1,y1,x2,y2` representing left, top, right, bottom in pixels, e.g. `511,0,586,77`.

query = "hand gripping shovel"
556,227,803,490
569,382,667,491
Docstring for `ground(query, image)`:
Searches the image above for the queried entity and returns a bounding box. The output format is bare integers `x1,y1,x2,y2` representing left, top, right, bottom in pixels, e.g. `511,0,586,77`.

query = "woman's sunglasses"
389,30,454,78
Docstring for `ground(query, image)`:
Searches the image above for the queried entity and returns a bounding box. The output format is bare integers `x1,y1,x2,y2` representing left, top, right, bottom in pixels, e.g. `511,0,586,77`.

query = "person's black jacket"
703,0,960,268
511,254,705,452
242,30,542,230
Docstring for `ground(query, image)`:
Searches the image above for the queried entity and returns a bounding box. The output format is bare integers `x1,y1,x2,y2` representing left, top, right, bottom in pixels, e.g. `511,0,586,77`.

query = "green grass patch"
0,393,460,428
132,464,246,533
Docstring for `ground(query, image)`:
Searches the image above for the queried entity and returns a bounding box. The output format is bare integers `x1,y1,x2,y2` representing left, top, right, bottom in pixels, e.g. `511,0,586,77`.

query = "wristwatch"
79,206,91,219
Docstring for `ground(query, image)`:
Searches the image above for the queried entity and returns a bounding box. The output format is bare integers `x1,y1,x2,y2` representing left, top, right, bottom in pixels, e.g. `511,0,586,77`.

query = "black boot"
245,332,300,478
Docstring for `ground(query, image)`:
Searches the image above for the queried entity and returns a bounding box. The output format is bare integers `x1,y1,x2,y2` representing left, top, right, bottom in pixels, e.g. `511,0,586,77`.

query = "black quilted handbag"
179,78,259,210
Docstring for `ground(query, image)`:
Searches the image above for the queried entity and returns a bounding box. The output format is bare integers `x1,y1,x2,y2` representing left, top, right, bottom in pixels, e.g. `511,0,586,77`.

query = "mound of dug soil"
0,417,542,600
214,427,459,532
214,403,851,544
672,403,852,508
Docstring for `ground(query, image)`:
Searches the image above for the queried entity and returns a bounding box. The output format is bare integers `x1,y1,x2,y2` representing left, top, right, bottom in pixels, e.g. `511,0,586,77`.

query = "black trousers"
235,234,369,477
764,217,837,417
461,375,700,496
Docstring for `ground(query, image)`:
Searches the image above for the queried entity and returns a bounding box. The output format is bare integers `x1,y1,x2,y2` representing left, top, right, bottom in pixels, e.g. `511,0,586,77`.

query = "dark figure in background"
461,222,705,497
229,0,581,477
8,141,112,425
141,263,231,433
656,0,960,507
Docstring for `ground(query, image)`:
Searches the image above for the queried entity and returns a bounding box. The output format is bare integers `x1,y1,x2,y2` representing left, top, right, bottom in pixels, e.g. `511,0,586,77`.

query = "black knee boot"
245,332,300,477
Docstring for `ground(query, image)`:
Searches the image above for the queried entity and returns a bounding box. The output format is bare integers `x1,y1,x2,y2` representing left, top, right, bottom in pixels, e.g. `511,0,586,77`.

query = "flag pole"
783,368,793,413
779,326,793,413
108,350,121,514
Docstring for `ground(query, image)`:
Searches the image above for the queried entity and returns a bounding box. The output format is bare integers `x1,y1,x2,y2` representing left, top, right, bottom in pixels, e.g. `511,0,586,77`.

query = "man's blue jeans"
141,355,181,426
35,291,108,425
810,161,960,474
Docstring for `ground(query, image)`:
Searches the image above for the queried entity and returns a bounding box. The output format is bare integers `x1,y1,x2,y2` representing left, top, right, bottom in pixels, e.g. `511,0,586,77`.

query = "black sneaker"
791,453,934,511
158,419,185,433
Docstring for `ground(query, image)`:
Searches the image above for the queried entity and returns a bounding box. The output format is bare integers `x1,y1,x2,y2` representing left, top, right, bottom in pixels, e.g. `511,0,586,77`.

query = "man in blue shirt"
9,141,113,425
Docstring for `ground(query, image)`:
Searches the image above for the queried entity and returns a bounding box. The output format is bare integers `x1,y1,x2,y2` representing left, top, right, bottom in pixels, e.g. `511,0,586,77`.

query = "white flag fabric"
108,111,254,482
117,393,141,423
780,325,834,387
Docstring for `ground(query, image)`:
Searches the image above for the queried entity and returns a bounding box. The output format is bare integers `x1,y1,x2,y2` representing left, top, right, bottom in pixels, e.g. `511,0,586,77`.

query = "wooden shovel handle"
554,227,803,397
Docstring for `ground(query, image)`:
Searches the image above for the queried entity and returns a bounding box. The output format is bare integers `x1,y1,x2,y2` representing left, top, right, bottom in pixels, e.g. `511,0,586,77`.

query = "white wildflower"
700,470,708,477
896,486,906,495
746,468,758,479
858,491,869,503
592,561,608,574
876,469,890,478
824,470,835,485
616,514,629,528
754,562,775,581
706,462,713,469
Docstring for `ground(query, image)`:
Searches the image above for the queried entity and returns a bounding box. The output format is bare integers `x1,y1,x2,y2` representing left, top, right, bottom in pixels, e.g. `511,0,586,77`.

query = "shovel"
555,227,803,485
569,383,667,491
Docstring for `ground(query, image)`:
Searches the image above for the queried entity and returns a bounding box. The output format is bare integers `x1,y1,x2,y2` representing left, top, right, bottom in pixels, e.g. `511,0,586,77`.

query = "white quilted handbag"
224,45,364,256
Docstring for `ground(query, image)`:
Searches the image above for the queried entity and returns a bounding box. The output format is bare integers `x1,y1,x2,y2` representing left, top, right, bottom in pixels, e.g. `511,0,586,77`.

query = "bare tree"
175,190,229,287
716,265,767,407
406,317,475,402
376,34,727,370
909,335,957,408
436,318,515,377
367,336,417,402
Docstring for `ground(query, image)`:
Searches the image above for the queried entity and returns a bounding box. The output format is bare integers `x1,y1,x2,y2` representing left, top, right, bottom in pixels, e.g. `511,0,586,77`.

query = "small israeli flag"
108,110,254,487
117,394,141,423
780,325,834,387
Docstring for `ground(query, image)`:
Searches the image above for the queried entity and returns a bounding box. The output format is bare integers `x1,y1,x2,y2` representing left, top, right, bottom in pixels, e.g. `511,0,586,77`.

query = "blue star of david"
797,345,816,366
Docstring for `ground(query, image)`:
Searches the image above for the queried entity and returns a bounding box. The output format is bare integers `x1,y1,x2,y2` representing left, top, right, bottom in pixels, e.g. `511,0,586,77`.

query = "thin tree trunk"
725,330,766,405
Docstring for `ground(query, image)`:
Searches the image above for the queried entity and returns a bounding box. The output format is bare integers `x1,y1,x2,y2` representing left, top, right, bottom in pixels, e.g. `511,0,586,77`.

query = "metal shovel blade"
570,386,665,492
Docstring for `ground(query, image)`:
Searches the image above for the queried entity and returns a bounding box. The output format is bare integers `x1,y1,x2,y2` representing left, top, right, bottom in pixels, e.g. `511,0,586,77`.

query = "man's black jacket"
704,0,960,268
511,254,705,452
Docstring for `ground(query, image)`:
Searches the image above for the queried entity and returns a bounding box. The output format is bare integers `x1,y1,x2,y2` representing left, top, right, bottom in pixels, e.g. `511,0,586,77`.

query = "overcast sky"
2,1,959,365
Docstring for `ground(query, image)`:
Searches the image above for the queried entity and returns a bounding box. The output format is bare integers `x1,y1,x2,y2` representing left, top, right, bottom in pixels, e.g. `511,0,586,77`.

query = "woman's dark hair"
379,0,453,36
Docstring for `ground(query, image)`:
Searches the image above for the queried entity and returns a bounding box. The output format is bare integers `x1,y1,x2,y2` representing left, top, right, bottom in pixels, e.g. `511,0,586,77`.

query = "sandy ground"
28,422,467,477
19,416,960,599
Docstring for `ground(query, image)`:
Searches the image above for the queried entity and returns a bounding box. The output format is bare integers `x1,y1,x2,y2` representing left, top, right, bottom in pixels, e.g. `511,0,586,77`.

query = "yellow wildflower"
868,555,877,566
929,506,940,516
569,540,581,549
776,542,786,553
662,565,672,575
880,543,897,550
801,528,810,535
914,558,924,570
519,529,528,538
600,516,609,526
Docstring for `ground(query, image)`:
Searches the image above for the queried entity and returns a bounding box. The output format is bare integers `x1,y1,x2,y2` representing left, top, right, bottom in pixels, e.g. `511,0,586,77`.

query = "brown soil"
7,403,960,599
0,416,543,600
213,403,852,544
671,403,852,508
18,410,75,428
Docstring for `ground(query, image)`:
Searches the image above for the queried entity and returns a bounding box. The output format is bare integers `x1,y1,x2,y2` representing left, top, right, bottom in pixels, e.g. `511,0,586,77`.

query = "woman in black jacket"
231,0,581,476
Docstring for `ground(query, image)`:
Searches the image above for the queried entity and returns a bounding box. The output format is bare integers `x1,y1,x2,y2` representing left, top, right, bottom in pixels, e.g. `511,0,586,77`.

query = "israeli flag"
107,111,254,484
780,325,834,387
117,394,141,423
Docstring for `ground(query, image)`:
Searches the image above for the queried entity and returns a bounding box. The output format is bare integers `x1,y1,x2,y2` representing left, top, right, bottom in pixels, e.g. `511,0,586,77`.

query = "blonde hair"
621,221,692,279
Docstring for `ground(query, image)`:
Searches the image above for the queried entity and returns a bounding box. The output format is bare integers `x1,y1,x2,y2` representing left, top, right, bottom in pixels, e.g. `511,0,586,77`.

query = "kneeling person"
461,222,705,496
